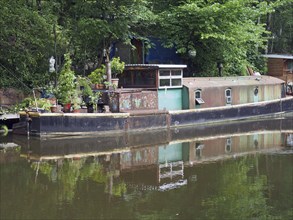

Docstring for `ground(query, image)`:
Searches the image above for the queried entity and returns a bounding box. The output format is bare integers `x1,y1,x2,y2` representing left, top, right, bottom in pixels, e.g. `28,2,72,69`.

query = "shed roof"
125,64,187,70
262,54,293,60
183,76,284,89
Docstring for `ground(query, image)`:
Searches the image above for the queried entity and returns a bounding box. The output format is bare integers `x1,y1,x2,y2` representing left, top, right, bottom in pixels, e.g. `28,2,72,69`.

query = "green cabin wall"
182,87,189,109
158,88,183,110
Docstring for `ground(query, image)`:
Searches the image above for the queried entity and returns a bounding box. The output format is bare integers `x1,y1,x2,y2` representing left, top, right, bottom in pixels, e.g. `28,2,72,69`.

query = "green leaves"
55,54,77,104
0,0,291,90
0,0,55,90
156,0,284,75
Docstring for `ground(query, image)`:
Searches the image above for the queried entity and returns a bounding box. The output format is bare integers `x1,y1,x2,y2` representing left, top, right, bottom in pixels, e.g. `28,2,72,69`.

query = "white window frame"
195,143,204,159
159,69,183,88
225,88,232,104
225,137,232,152
195,89,205,105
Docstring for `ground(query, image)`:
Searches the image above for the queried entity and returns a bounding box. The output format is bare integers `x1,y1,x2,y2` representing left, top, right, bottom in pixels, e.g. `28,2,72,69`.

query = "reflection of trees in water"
201,155,271,219
57,159,84,202
31,156,126,203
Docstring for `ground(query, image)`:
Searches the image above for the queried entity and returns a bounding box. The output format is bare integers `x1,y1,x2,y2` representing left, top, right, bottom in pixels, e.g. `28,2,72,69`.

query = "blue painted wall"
146,38,183,64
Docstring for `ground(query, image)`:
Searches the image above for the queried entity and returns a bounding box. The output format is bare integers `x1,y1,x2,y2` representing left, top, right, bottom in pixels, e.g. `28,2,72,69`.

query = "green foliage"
55,54,77,104
57,159,84,202
0,0,290,88
111,57,125,78
16,97,53,111
71,90,82,110
267,0,293,53
88,65,106,84
112,182,127,196
201,156,272,219
70,0,154,74
156,0,287,75
77,76,93,98
35,98,53,111
90,92,102,105
0,0,56,90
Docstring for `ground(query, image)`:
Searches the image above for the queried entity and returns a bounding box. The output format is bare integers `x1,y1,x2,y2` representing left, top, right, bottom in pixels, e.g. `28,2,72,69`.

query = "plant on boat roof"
110,57,125,78
19,97,52,112
88,91,102,105
77,76,93,97
55,53,76,104
35,98,53,111
88,65,106,84
72,90,82,110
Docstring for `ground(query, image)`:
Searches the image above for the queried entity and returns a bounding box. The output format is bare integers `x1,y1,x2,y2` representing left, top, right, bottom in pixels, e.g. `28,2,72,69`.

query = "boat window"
195,89,205,105
120,70,156,88
225,88,232,104
225,137,232,152
254,86,259,96
159,69,183,88
195,143,204,159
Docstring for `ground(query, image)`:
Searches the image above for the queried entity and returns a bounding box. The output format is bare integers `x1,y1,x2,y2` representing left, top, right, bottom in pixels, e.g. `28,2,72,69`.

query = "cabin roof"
183,76,285,89
125,64,187,70
262,54,293,60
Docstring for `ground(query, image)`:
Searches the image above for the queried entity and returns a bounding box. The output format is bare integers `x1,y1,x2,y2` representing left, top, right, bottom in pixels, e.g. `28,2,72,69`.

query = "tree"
67,0,155,75
0,0,56,91
155,0,285,76
0,0,291,93
267,0,293,53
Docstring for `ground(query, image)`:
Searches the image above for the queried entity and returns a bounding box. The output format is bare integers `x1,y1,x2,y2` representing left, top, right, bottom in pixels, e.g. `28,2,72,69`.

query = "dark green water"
1,117,292,220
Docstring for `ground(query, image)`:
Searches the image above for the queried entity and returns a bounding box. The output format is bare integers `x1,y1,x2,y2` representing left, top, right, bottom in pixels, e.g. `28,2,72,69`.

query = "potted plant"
110,57,125,87
21,97,52,112
50,104,57,113
77,76,97,112
55,53,77,112
77,76,93,102
36,98,52,112
71,90,82,113
88,65,106,89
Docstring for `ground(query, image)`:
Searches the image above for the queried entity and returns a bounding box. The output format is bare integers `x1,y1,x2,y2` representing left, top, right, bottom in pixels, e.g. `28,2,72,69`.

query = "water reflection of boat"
11,117,292,158
9,117,292,191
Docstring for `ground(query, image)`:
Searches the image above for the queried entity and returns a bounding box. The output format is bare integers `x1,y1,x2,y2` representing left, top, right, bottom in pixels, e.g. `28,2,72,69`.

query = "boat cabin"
112,64,187,112
119,64,187,89
182,76,286,109
112,65,286,112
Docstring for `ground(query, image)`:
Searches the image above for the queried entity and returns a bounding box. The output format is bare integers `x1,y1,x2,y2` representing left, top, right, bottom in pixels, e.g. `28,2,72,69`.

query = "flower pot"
72,109,80,113
63,103,71,113
50,106,57,113
95,84,105,90
111,78,119,88
86,103,94,113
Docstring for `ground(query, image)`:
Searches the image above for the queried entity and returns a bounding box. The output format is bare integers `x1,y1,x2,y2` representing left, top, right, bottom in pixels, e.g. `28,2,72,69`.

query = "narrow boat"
12,64,293,137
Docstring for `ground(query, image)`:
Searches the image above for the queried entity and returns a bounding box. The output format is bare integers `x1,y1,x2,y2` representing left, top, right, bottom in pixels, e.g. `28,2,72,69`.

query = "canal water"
1,115,292,220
